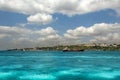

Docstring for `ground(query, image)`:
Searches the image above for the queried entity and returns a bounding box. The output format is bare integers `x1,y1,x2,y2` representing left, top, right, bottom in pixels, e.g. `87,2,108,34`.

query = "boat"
62,47,84,52
63,49,84,52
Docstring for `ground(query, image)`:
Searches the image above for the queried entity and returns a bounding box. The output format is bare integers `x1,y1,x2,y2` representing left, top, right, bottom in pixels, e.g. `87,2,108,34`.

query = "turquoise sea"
0,51,120,80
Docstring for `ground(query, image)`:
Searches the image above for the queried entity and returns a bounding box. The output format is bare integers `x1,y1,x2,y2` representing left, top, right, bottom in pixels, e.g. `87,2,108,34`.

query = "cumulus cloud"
0,23,120,49
0,0,120,24
55,0,120,16
0,0,120,15
0,26,61,50
27,13,53,25
64,23,120,44
0,0,54,25
0,0,54,14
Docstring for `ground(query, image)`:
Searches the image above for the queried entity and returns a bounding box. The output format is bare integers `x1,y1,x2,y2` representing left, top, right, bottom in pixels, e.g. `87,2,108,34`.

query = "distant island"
7,43,120,51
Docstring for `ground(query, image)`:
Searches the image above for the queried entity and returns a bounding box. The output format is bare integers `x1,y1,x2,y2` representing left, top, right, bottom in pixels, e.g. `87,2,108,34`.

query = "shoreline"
1,47,120,53
1,43,120,52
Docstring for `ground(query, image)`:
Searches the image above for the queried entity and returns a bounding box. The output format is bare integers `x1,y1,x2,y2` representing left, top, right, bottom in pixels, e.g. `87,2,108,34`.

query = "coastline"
5,44,120,52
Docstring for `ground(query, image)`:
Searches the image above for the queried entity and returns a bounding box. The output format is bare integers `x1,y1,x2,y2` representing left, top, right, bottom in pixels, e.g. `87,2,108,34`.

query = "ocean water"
0,51,120,80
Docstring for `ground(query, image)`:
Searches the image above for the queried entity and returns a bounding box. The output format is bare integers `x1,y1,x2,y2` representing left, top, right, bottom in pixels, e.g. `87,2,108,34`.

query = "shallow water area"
0,50,120,80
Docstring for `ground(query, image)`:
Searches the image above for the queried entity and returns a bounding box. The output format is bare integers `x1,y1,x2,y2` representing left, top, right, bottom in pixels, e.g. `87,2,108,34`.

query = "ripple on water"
0,65,23,69
0,68,120,80
55,68,120,80
0,72,12,78
19,74,56,80
0,71,19,80
88,71,120,79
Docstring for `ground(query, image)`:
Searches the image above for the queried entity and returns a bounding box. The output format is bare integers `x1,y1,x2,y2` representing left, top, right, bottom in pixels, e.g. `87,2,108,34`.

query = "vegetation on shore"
7,44,120,51
39,45,120,51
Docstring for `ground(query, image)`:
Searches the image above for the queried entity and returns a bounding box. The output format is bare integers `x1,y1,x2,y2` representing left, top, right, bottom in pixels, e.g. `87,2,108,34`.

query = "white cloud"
0,0,54,25
0,26,61,49
27,13,53,25
0,0,54,14
91,33,120,43
0,23,120,49
0,0,120,15
54,0,120,16
35,27,57,35
0,0,120,24
64,23,120,44
0,34,11,39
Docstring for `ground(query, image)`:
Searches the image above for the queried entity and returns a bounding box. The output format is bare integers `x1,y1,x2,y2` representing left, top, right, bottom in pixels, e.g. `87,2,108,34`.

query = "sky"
0,0,120,50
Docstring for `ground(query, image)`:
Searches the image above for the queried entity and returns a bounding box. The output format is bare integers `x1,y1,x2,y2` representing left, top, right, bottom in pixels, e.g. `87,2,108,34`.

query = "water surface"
0,51,120,80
